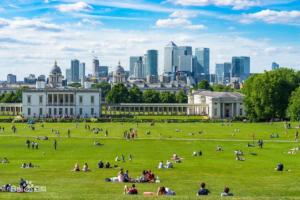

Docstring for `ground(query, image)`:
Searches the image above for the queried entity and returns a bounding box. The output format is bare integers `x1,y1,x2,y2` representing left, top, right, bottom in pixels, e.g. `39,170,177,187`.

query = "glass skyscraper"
195,48,210,76
231,56,250,82
145,50,158,76
71,59,80,83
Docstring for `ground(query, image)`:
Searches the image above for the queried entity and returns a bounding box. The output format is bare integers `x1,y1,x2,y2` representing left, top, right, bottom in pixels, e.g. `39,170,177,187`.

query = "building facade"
145,50,158,76
188,90,245,119
231,56,250,82
22,88,101,118
7,74,17,84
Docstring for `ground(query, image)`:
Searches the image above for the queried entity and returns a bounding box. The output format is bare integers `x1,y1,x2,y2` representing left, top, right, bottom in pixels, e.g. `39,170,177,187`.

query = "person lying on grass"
171,154,182,163
143,186,176,196
21,162,37,168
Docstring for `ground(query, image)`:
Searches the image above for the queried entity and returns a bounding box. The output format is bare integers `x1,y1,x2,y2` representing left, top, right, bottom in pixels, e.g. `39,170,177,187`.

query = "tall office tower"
7,74,17,84
93,58,100,77
99,66,108,77
223,62,232,84
66,69,71,82
164,41,177,73
130,56,140,75
143,54,147,78
145,50,158,76
71,59,80,83
133,57,144,78
79,62,86,82
272,62,279,70
195,48,210,77
231,56,250,82
178,55,193,72
215,64,225,84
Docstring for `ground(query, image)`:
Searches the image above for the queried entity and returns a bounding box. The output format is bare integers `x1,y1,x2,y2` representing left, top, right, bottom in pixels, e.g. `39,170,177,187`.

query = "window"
27,95,31,104
39,108,43,116
48,94,52,104
91,96,94,104
39,95,43,104
79,108,83,115
91,108,94,115
240,108,243,115
79,96,83,104
28,108,31,115
65,108,68,115
59,108,63,115
54,108,57,115
70,94,74,104
48,108,52,115
214,108,217,116
70,108,74,115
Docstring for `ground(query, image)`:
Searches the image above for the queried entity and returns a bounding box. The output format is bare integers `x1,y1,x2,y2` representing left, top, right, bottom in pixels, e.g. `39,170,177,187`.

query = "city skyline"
0,0,300,79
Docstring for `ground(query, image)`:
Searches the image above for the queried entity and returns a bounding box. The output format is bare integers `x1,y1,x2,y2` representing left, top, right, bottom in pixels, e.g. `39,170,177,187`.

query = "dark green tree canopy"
287,86,300,121
106,83,129,103
142,89,160,103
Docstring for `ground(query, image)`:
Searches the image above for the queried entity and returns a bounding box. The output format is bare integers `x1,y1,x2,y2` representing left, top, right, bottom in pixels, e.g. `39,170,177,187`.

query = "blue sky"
0,0,299,79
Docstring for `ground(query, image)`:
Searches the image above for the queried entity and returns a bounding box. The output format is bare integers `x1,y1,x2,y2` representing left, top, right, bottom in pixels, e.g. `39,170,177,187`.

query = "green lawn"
0,122,299,199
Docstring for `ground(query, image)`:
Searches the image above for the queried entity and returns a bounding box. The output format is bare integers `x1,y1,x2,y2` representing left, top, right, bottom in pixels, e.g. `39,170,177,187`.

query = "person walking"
54,139,57,150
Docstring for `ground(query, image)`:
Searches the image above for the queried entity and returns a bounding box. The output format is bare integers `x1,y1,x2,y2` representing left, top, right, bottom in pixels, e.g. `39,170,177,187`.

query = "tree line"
0,89,23,103
102,83,187,104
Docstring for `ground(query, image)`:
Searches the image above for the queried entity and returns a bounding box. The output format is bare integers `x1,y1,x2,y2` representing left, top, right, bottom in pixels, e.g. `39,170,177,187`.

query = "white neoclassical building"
188,90,245,119
22,88,101,118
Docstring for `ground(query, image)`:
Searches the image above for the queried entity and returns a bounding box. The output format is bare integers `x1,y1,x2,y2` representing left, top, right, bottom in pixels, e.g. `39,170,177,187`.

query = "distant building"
37,75,46,82
112,62,126,84
48,61,63,88
272,62,280,70
188,90,245,119
7,74,17,84
195,48,210,78
93,58,100,77
145,50,158,76
79,62,85,82
130,56,140,76
215,62,231,85
164,41,177,73
66,69,71,83
24,74,37,84
231,56,250,82
71,59,80,83
133,57,144,79
99,66,108,78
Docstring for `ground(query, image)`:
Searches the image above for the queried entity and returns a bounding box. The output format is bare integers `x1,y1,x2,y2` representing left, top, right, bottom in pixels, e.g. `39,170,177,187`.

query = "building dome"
115,61,125,74
51,61,62,74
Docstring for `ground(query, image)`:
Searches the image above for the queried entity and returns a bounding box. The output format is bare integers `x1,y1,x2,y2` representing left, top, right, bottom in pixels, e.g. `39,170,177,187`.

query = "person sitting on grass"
158,161,164,169
146,170,156,183
276,163,284,171
73,163,80,171
82,163,90,172
124,170,132,182
197,182,210,196
165,160,173,169
98,160,104,168
19,178,27,192
221,187,233,197
143,186,175,196
216,145,223,151
105,162,111,168
171,154,182,163
124,184,138,195
1,157,9,164
118,169,125,182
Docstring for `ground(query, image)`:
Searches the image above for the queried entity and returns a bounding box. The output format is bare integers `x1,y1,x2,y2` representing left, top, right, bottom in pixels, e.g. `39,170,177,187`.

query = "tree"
176,90,188,103
160,92,176,103
287,86,300,121
211,84,233,92
142,90,160,103
197,80,211,90
243,68,300,121
106,83,129,103
92,82,111,98
68,82,81,88
128,85,143,103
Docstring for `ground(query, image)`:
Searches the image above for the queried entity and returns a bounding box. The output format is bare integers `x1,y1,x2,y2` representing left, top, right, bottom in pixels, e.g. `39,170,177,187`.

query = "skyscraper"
133,57,143,78
231,56,250,82
215,63,231,85
164,41,177,73
145,50,158,76
66,69,71,82
99,66,108,77
79,62,85,82
272,62,279,70
93,58,100,77
178,55,193,72
130,56,140,75
195,48,210,76
71,59,80,83
7,74,17,84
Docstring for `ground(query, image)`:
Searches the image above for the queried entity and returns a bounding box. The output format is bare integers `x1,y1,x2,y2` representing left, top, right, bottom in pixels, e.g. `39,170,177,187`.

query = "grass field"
0,121,299,199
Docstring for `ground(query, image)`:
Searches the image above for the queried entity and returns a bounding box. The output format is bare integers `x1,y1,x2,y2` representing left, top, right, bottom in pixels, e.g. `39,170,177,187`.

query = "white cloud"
240,9,300,25
57,2,92,12
9,18,62,32
170,10,199,18
156,18,206,30
169,0,260,10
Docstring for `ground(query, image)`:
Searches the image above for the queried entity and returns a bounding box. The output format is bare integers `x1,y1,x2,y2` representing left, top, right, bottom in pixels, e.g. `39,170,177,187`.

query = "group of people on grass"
73,163,90,172
21,162,36,168
26,140,39,149
105,169,157,183
158,160,173,169
123,129,138,140
115,154,133,162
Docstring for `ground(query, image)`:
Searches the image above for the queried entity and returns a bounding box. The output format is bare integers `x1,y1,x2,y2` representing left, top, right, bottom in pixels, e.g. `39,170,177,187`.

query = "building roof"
23,88,101,93
115,61,125,74
166,41,177,47
192,90,244,100
50,61,62,74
